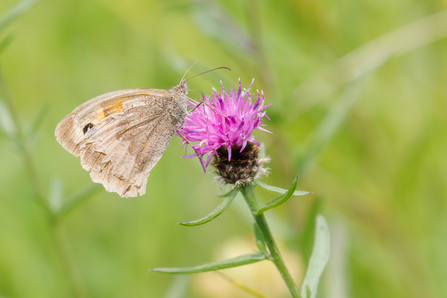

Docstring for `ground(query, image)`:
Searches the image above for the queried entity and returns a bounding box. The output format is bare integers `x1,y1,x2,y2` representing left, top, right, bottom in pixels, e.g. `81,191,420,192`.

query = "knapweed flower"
179,79,271,186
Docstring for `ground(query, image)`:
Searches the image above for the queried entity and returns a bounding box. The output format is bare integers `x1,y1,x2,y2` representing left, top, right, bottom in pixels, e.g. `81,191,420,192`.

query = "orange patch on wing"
96,100,124,121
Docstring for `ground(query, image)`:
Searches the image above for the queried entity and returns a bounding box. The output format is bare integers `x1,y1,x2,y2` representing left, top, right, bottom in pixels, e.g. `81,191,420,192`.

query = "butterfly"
55,81,190,198
55,65,229,198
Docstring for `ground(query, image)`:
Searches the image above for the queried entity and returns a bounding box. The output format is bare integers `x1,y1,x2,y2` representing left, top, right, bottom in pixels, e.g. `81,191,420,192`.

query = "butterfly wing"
55,89,179,197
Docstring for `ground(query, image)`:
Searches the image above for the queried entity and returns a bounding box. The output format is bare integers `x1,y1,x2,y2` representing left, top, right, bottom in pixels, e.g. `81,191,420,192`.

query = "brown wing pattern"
55,89,175,197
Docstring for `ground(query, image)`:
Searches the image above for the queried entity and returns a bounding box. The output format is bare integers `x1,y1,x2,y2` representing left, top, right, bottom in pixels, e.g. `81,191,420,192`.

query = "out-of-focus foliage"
0,0,446,297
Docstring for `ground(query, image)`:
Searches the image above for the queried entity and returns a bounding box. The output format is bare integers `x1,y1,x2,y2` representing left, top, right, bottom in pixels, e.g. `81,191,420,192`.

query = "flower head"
178,79,271,186
179,79,271,170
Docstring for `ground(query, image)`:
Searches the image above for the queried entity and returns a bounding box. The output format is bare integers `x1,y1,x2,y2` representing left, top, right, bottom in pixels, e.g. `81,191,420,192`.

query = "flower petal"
178,79,271,169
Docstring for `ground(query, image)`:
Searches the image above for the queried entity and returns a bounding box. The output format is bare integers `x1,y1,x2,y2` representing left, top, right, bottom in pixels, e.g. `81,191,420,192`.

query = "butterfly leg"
176,128,206,170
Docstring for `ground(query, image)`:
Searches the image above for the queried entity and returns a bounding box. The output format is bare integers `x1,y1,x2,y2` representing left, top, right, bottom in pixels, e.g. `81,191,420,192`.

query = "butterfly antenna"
180,60,199,83
185,66,231,82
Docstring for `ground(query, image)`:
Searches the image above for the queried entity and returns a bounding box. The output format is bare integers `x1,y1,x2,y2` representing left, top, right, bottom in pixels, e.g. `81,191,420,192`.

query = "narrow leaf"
152,253,266,274
301,215,331,298
255,179,310,196
256,177,299,215
0,0,41,33
178,188,238,226
215,187,237,197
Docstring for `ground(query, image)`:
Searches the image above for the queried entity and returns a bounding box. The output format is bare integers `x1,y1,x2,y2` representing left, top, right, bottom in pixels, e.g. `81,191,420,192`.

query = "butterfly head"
172,80,188,95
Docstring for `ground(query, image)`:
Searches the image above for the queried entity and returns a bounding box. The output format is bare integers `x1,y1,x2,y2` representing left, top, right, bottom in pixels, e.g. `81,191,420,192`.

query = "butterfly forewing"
55,87,187,197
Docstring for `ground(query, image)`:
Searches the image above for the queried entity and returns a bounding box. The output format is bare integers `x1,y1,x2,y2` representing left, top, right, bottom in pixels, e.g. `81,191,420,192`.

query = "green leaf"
256,177,299,215
253,222,268,256
178,188,238,226
301,215,331,298
152,253,266,274
0,0,41,34
215,187,237,197
255,179,310,196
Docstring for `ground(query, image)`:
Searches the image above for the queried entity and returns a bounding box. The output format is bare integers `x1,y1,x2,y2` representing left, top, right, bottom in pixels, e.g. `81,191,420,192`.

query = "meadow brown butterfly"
55,65,228,198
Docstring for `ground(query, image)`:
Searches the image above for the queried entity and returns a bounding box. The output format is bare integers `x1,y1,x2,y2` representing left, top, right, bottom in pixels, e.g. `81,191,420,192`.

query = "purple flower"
179,79,271,170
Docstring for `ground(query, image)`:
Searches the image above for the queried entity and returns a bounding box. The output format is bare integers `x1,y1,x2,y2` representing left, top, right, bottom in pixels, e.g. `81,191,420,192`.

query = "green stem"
0,70,87,297
240,184,301,298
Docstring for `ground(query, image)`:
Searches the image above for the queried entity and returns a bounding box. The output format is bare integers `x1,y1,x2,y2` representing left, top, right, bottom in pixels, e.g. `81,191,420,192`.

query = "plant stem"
0,70,88,297
240,184,301,298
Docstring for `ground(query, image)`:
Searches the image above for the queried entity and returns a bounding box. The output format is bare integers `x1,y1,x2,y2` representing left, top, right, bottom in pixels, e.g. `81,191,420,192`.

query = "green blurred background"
1,0,447,297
